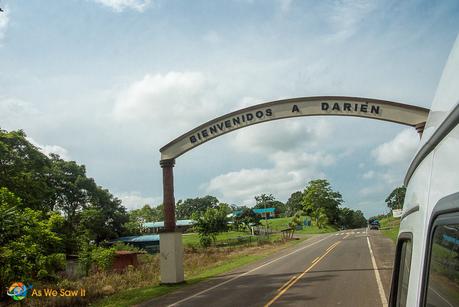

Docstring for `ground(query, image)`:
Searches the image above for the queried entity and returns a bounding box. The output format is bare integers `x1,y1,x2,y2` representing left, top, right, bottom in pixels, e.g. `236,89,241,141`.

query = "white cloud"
362,170,375,179
278,0,293,13
116,191,161,210
0,97,39,120
27,137,71,160
112,72,221,133
231,119,333,154
359,184,384,197
93,0,152,12
326,0,379,42
205,150,335,205
371,129,419,166
0,6,9,42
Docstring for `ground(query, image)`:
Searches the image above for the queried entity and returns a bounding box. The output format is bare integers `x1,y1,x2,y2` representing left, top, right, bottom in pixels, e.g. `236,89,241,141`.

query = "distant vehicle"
389,35,459,307
369,222,379,230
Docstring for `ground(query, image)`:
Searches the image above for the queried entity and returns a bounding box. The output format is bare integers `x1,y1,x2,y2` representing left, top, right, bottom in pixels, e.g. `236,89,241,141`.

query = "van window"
396,239,413,307
425,223,459,307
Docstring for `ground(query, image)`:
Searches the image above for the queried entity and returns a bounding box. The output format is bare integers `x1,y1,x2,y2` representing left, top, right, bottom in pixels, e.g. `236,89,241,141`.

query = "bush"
91,246,116,271
0,188,65,291
78,244,116,274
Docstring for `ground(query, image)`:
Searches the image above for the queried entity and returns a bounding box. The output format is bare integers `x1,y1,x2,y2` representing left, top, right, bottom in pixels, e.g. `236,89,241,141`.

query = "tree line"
0,129,129,290
0,127,369,290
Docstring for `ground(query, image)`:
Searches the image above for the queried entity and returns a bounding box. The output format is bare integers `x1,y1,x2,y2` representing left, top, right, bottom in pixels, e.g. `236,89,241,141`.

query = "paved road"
140,229,394,307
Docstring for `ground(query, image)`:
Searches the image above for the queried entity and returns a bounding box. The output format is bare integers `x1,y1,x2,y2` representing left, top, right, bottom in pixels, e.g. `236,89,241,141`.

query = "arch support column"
159,159,184,284
161,159,176,232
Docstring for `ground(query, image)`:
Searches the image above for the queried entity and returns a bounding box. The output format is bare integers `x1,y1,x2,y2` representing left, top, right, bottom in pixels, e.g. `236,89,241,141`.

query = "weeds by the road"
23,237,303,307
260,217,337,234
379,216,400,242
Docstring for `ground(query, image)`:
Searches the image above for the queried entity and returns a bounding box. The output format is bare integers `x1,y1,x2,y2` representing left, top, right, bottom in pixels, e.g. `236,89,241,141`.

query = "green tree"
176,195,219,219
286,191,303,217
385,186,406,210
0,129,56,212
254,194,286,217
192,207,229,247
0,188,65,291
234,207,261,232
288,211,303,238
338,207,367,229
125,204,164,235
302,179,343,226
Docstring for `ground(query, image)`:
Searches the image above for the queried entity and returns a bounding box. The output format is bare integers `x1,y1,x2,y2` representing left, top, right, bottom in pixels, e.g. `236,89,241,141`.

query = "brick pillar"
415,122,426,139
160,159,176,232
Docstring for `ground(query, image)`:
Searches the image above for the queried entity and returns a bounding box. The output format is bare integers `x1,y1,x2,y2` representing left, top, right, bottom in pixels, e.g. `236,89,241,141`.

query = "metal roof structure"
144,219,195,229
113,234,160,243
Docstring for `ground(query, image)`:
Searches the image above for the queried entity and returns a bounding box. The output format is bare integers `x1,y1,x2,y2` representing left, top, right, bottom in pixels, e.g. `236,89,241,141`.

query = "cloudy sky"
1,0,458,217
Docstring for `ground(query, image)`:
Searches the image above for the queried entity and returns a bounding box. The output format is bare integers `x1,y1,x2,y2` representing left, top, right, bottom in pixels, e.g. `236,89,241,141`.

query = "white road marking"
367,236,388,307
430,287,454,307
167,235,334,307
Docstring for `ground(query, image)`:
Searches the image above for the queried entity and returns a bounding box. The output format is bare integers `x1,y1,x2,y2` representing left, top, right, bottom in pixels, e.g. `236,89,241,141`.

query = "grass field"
93,237,305,307
182,231,249,247
379,216,400,242
260,217,337,234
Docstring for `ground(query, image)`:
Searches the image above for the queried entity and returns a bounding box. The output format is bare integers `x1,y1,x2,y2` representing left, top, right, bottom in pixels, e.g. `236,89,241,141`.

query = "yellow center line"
326,241,339,252
277,275,297,292
311,256,320,264
264,241,341,307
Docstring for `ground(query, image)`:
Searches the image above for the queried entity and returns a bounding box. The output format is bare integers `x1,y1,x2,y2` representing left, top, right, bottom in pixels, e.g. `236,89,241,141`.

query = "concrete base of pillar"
160,232,184,284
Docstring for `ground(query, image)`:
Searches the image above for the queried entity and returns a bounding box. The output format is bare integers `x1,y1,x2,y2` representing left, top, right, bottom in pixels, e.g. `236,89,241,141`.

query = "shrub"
91,246,116,271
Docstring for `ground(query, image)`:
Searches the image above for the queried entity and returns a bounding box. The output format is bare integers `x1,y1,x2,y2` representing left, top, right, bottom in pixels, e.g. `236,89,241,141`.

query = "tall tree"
176,195,219,219
192,206,229,247
254,194,285,214
0,129,56,212
385,186,406,210
125,204,164,235
286,191,303,217
302,179,343,226
234,207,260,232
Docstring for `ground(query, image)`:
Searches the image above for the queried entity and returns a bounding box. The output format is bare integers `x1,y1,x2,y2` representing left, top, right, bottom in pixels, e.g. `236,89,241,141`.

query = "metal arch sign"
160,96,430,161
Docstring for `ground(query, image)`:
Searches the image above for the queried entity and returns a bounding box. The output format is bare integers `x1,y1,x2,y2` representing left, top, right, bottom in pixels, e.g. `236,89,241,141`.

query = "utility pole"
264,198,268,236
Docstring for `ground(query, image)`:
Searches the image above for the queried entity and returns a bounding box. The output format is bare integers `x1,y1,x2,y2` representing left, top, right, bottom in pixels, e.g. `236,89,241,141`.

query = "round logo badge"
7,282,29,301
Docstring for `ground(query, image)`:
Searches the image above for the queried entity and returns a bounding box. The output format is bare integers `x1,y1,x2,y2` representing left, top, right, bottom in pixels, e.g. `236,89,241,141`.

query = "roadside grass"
379,216,400,242
261,217,337,234
182,230,249,247
93,238,304,307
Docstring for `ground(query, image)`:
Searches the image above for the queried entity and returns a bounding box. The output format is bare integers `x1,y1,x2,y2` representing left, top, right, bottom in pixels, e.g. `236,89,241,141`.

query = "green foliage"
234,207,261,232
0,128,129,255
385,186,406,210
286,212,303,238
91,246,116,271
337,207,367,229
0,129,56,211
302,179,343,226
254,194,286,214
78,243,117,274
0,188,65,289
286,191,303,217
192,206,229,247
126,204,164,235
176,195,219,219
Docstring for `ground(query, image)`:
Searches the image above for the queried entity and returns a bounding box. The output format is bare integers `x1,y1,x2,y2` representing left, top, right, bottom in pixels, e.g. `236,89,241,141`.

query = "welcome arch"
158,96,429,283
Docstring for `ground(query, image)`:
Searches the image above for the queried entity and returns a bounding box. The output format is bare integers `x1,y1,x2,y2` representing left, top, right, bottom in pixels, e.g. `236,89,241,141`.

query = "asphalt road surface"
140,229,395,307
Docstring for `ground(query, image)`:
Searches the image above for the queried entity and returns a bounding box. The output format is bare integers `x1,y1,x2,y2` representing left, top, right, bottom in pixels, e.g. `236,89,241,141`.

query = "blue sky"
1,0,458,217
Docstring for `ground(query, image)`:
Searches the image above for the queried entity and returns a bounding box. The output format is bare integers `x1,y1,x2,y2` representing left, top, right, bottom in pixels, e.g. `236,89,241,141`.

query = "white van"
389,35,459,306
